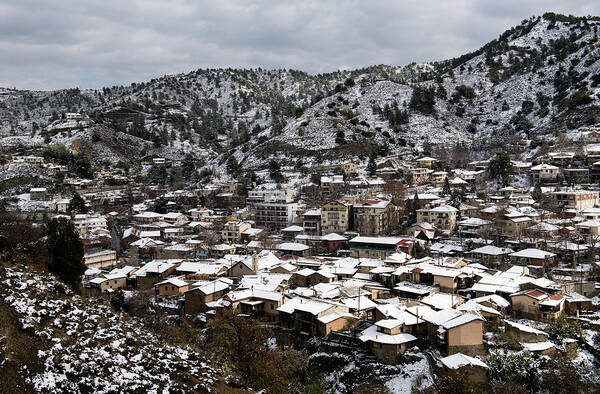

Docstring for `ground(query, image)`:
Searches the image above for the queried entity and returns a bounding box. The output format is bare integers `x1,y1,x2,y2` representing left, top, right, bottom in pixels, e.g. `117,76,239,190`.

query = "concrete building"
247,188,298,231
83,249,117,269
349,236,413,260
353,199,397,236
417,205,458,232
302,208,322,235
530,164,559,184
553,190,599,211
221,220,252,243
321,200,351,235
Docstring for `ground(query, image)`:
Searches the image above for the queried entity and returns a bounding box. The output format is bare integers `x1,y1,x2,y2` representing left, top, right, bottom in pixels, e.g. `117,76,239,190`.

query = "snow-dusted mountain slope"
2,13,600,170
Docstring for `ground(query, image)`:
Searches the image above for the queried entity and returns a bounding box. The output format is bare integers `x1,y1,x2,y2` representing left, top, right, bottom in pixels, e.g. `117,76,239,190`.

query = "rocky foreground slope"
0,265,220,393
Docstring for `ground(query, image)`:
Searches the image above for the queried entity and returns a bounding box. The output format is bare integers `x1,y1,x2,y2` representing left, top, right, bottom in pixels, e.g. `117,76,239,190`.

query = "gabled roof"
470,245,514,256
509,248,555,259
511,288,548,300
505,320,548,336
322,233,348,241
157,277,188,287
441,312,485,329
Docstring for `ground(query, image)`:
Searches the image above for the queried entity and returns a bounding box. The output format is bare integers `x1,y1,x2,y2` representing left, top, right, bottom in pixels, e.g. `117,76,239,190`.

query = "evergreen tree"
268,159,284,183
45,218,85,288
367,153,377,176
487,151,514,186
68,192,87,214
181,154,197,179
227,156,240,176
408,193,420,224
441,177,451,197
335,129,345,144
532,183,543,202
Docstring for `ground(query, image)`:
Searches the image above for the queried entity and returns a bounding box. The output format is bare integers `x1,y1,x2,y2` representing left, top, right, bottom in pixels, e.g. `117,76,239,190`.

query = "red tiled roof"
525,289,547,299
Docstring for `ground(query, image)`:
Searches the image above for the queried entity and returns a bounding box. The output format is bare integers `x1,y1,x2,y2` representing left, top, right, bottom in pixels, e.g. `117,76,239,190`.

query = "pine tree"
268,160,284,183
487,151,514,186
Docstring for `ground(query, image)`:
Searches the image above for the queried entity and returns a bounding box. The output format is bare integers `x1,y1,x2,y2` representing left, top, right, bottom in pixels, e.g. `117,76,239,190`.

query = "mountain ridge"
1,13,600,178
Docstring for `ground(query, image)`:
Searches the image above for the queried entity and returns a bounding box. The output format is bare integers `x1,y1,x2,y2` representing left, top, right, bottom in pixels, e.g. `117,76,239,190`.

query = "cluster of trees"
204,311,326,393
486,351,595,393
0,213,85,289
410,86,436,115
268,159,285,183
487,151,514,186
381,101,410,131
42,144,93,178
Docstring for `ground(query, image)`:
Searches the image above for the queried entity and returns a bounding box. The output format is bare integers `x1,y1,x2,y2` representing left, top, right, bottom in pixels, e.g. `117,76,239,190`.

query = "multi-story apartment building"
321,200,351,235
530,164,559,184
247,187,298,230
221,220,252,243
321,175,346,199
553,190,599,212
404,168,430,184
430,171,448,187
353,199,397,236
302,208,322,235
416,205,458,232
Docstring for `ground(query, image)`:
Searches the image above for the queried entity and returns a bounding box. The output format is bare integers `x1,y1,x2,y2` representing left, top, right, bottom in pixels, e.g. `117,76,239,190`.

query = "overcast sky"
1,0,600,91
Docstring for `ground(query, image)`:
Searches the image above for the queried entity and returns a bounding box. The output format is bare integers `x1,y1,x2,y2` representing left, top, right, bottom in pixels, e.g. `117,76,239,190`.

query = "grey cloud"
1,0,600,90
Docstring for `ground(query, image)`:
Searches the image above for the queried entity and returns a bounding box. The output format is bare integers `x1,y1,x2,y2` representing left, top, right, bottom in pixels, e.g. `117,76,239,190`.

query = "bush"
110,290,126,311
546,315,583,339
453,84,476,101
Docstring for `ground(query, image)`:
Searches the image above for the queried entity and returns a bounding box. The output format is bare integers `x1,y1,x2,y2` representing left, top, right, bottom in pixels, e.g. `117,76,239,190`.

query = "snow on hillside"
0,266,218,393
2,14,600,174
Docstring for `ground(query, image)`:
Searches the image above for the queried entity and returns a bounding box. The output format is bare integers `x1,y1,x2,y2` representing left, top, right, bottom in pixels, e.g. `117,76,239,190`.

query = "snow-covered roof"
282,225,304,232
441,353,488,370
359,325,417,345
531,164,559,170
421,293,462,310
520,341,555,352
341,296,376,311
470,245,514,256
509,248,555,259
374,318,404,330
321,232,348,241
505,320,548,336
317,312,357,324
441,312,484,329
349,236,406,245
157,277,188,287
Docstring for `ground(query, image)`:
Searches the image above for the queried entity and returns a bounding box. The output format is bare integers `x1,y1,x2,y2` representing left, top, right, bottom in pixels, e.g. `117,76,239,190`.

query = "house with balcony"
417,205,458,232
321,200,351,235
530,164,559,184
353,199,397,236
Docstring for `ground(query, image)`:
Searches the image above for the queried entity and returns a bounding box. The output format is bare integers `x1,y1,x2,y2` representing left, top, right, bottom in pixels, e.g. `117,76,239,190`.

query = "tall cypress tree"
46,218,85,288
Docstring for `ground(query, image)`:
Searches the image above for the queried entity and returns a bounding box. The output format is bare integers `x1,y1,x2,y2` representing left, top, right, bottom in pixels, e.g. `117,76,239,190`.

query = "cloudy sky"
1,0,600,90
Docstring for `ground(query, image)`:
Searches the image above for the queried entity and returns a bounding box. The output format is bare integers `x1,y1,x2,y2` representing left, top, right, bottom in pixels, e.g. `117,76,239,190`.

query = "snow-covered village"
2,4,600,394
